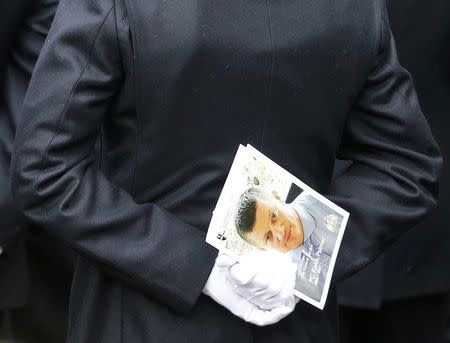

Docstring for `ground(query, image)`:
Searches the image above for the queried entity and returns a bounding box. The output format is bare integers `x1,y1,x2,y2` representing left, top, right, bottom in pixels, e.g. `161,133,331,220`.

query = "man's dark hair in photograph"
235,187,267,242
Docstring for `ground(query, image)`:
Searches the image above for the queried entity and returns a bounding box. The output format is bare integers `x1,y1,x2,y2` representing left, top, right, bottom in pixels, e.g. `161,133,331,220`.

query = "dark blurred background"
0,2,29,92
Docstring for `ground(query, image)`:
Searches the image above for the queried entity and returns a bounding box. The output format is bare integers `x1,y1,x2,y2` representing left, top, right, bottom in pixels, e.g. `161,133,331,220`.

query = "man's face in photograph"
245,191,304,252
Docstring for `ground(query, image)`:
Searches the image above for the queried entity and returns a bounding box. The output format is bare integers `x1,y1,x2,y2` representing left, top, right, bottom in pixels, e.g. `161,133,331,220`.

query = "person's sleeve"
0,0,58,256
11,0,217,313
328,1,442,281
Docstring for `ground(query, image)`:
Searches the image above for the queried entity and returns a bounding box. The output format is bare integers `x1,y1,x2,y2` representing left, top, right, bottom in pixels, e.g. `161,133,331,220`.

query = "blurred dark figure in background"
0,0,34,332
0,1,32,94
0,1,73,342
337,1,450,342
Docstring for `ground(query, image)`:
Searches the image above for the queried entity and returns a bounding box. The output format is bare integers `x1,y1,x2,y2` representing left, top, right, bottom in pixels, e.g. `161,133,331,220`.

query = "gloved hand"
216,249,298,310
203,252,296,326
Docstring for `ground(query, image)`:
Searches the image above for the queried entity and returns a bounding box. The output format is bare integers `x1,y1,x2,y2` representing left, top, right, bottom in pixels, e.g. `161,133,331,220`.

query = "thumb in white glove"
203,252,296,326
216,249,298,310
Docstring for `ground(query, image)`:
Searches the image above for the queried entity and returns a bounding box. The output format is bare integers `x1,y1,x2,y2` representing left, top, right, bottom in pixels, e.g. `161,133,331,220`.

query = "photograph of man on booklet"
234,183,342,302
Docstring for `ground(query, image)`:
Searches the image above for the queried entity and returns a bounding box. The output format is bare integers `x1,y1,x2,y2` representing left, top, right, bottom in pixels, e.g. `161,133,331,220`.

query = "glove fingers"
215,253,237,268
258,263,298,309
258,289,297,309
234,286,277,309
247,303,294,326
246,307,273,326
260,288,289,309
258,283,293,310
253,265,288,298
228,263,259,286
237,261,297,310
244,292,275,310
250,268,277,292
285,295,296,308
233,271,277,303
263,262,295,301
257,299,287,310
276,263,297,299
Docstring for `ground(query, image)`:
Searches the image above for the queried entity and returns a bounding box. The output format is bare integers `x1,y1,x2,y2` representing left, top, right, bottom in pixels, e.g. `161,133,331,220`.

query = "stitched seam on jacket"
33,5,114,195
113,0,124,71
119,0,139,198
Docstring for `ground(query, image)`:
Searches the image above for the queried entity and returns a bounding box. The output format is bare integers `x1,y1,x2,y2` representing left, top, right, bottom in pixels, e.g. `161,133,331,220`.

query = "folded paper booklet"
206,144,349,309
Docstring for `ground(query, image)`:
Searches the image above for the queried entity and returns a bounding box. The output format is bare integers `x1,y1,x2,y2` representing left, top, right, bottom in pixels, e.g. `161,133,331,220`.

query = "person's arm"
0,0,58,261
329,0,442,281
11,0,216,313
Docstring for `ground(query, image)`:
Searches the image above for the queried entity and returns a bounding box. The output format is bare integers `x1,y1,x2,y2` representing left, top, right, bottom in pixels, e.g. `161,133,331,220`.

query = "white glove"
216,249,298,310
203,252,296,326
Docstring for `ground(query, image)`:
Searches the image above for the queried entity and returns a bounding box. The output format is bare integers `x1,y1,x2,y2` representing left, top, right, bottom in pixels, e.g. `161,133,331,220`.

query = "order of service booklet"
206,144,349,310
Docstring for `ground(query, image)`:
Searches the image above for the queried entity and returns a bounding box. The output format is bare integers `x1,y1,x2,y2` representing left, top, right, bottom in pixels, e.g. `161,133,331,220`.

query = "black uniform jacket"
11,0,442,342
338,0,450,308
